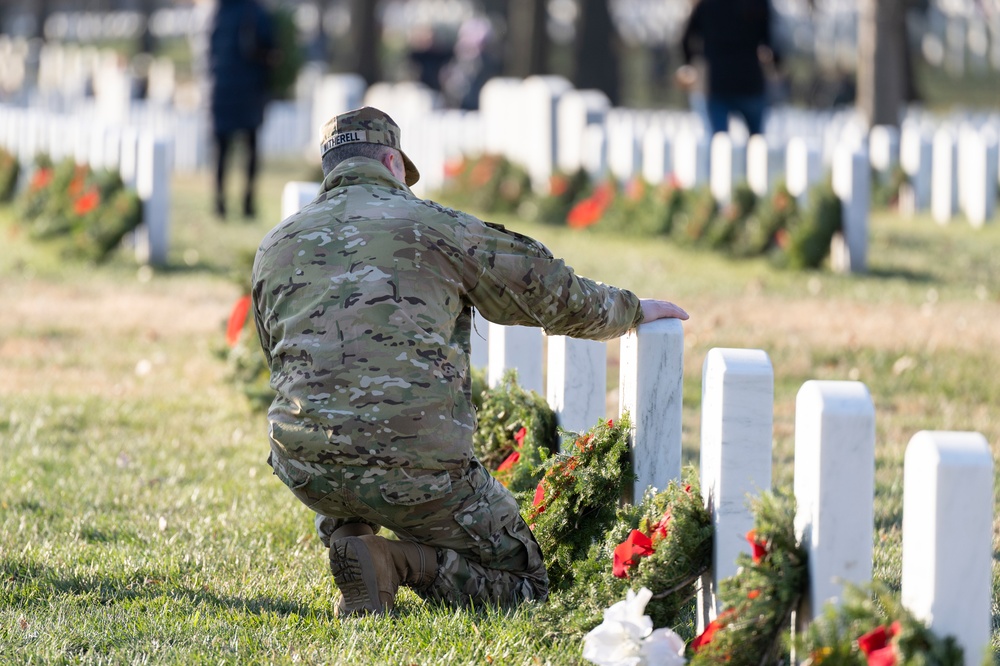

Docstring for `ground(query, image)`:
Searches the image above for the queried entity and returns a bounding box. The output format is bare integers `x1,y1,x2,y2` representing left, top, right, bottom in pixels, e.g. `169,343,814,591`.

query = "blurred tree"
504,0,548,77
857,0,915,127
573,0,619,104
348,0,380,84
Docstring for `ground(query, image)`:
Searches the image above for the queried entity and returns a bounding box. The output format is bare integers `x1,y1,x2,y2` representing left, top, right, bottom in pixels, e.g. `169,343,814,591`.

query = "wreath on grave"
529,168,593,226
597,177,677,237
219,250,274,410
566,180,616,229
669,186,718,246
0,147,19,203
441,154,532,215
576,488,805,665
13,156,143,262
871,165,909,211
546,470,713,635
685,489,807,665
471,368,557,496
730,182,798,258
23,157,83,239
577,485,967,666
16,155,54,222
797,582,964,666
66,173,143,262
703,183,758,251
435,161,852,270
775,180,843,270
221,288,275,412
525,415,636,590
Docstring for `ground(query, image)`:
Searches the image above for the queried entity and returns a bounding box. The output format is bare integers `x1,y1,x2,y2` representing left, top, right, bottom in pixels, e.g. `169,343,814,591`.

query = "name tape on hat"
321,130,369,155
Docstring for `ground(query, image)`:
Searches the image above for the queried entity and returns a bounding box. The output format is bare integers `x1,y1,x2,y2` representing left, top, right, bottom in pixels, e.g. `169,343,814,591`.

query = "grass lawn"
1,158,999,664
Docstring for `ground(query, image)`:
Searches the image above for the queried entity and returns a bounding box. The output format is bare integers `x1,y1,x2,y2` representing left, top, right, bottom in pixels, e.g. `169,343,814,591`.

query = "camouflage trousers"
268,448,549,608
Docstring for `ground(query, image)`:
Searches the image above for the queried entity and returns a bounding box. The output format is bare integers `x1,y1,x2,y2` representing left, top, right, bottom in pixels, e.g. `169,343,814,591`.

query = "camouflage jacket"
252,157,643,471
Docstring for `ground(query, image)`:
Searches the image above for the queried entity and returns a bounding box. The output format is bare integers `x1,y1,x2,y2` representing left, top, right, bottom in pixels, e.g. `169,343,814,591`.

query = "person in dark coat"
208,0,276,218
678,0,781,136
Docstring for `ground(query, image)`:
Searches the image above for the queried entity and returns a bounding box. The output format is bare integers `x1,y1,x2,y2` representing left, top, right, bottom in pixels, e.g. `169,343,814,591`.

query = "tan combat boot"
329,534,437,616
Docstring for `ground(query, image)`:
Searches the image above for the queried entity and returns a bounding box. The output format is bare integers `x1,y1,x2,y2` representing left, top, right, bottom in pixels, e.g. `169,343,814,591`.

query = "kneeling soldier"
251,107,689,613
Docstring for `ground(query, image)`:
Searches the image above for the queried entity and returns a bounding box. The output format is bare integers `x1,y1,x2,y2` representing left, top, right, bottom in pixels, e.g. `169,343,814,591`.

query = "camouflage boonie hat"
320,106,420,186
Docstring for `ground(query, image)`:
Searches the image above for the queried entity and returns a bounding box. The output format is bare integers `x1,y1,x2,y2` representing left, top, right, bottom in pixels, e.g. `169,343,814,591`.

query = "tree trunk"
857,0,908,127
505,0,549,77
573,0,619,105
350,0,380,85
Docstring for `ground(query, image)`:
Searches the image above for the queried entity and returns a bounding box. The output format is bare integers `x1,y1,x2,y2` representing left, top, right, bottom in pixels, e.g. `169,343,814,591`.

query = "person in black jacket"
208,0,275,219
678,0,780,137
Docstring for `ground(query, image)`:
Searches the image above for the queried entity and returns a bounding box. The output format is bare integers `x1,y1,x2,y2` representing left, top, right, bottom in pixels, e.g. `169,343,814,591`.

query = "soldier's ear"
381,150,406,182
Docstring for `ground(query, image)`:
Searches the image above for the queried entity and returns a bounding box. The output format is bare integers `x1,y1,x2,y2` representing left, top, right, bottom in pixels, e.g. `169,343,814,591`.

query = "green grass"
2,160,999,663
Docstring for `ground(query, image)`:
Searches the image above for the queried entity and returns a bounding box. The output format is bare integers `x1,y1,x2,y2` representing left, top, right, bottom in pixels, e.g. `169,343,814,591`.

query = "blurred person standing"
442,17,502,110
678,0,781,136
208,0,276,219
406,24,453,92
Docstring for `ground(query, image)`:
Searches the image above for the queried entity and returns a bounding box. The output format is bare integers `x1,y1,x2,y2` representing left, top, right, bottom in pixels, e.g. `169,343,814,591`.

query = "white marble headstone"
641,125,672,186
556,89,610,174
831,146,870,274
931,127,958,224
547,335,606,438
674,131,709,190
487,323,544,396
697,348,774,631
900,122,932,213
280,181,321,221
521,75,572,191
618,318,684,502
135,134,171,267
902,431,993,666
793,380,875,625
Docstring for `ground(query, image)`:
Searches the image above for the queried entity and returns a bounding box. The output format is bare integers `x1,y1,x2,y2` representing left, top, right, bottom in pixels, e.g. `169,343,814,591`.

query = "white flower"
640,628,687,666
582,588,687,666
582,619,643,666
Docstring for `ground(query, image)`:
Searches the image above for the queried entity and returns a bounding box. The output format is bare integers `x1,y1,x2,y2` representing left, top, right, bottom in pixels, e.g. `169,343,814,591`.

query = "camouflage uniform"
251,112,644,608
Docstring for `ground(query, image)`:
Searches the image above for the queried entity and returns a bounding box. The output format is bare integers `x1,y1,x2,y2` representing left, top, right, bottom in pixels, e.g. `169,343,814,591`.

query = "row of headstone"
930,124,1000,227
0,36,29,96
35,42,178,111
14,45,1000,230
0,103,171,267
476,306,994,664
777,2,1000,75
696,346,992,665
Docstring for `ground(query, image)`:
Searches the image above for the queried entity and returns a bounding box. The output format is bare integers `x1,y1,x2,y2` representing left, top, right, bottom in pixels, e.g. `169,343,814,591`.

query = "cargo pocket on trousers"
453,477,523,569
269,451,311,492
379,468,453,506
454,500,504,567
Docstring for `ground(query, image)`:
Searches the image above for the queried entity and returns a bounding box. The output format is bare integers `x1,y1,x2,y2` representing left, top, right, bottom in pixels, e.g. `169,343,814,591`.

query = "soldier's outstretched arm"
461,218,677,340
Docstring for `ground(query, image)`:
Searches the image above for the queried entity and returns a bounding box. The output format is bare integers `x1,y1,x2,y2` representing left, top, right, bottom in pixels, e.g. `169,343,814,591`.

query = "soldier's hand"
640,298,689,322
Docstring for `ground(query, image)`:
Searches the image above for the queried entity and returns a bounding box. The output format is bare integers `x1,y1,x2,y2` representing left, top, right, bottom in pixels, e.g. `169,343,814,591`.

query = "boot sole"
330,537,383,615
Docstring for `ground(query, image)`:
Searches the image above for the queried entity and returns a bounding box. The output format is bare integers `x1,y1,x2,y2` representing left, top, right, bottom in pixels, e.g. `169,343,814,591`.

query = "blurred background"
0,0,997,118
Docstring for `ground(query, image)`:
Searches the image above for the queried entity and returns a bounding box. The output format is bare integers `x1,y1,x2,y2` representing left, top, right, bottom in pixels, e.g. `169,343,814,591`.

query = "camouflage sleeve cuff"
631,296,645,328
